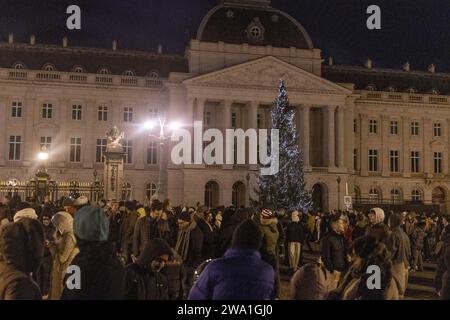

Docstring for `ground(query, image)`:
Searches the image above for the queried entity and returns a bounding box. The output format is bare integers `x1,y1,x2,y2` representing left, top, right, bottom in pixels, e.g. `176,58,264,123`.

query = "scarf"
175,221,197,262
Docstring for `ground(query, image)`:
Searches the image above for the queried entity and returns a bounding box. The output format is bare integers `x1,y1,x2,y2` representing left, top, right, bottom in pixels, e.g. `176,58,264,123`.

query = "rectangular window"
70,137,81,162
410,151,420,173
42,103,53,119
353,119,357,133
368,149,378,172
40,136,52,151
369,119,377,134
98,106,108,121
434,152,443,174
411,121,419,136
434,122,442,137
123,140,133,164
231,112,237,128
353,148,358,170
124,107,133,122
390,150,400,172
147,140,158,165
72,105,82,120
9,136,21,161
11,101,23,118
390,121,398,135
95,139,107,163
257,114,262,129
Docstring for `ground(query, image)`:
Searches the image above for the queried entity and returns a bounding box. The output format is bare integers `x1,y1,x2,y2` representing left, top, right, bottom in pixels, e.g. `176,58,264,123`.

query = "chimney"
112,40,117,51
158,43,163,54
365,58,373,69
62,36,68,48
403,61,410,72
30,34,36,45
328,56,334,66
8,33,14,44
428,64,436,73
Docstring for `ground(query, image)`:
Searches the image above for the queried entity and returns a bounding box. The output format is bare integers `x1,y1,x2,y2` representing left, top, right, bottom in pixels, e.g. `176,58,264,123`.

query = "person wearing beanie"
366,208,390,246
189,219,275,300
286,210,305,274
13,207,38,222
175,209,204,299
0,218,45,300
61,205,124,300
329,235,399,300
387,212,411,298
320,214,348,289
123,238,173,300
48,212,79,300
252,205,280,298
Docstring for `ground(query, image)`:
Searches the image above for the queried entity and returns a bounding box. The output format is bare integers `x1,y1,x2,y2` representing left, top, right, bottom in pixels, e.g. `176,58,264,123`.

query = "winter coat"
286,221,305,244
0,218,44,300
197,218,217,260
435,226,450,296
321,231,348,273
49,212,79,300
188,248,275,300
387,214,411,266
290,262,334,300
61,241,125,300
340,275,399,300
411,227,426,250
352,221,367,241
215,221,240,258
176,223,203,269
120,210,139,250
254,215,280,262
123,239,171,300
133,216,171,257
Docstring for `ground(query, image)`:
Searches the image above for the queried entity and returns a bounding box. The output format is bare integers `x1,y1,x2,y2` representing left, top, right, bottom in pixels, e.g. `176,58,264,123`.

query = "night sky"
1,0,450,71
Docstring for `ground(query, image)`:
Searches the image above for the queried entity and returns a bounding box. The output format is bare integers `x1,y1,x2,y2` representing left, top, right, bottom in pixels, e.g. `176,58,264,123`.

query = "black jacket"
286,222,305,244
197,219,217,260
184,226,204,269
61,241,125,300
321,231,348,273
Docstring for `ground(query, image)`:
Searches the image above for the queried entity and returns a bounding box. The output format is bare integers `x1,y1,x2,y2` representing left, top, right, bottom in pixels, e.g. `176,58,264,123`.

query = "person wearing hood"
366,208,390,245
61,205,125,300
435,215,450,299
189,219,275,300
253,206,280,298
175,210,204,299
48,211,79,300
387,212,411,298
328,235,399,300
13,207,38,222
123,238,172,300
286,210,305,273
0,218,45,300
321,214,348,289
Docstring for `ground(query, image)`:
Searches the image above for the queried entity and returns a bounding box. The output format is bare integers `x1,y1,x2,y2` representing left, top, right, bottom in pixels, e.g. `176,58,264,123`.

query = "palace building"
1,0,450,213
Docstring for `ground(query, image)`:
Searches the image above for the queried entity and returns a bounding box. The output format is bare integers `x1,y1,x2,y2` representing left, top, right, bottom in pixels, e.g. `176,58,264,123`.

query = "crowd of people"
0,192,449,300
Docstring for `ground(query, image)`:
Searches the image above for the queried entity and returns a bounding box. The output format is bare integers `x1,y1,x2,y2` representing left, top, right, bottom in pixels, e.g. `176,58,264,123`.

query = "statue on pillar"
103,126,125,201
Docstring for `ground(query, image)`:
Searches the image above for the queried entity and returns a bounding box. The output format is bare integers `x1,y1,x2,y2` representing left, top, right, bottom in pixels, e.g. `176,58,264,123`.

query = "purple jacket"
188,248,275,300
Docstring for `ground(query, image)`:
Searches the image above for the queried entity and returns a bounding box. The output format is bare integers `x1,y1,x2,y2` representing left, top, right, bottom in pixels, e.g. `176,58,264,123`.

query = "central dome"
196,0,313,49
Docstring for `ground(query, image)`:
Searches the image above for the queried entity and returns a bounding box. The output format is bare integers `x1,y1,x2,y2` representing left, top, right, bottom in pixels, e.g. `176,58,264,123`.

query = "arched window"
146,183,157,200
369,187,381,203
121,182,132,201
13,63,25,70
411,189,423,201
148,71,159,79
124,70,135,77
43,64,55,72
98,68,110,75
73,66,84,73
391,188,402,204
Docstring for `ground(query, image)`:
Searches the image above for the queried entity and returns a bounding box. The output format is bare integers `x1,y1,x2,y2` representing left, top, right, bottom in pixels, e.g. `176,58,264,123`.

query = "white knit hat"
73,195,89,207
14,208,38,222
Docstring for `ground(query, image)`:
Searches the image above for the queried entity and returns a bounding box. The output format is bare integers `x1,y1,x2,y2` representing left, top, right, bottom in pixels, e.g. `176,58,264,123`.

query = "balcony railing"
361,91,450,105
0,68,165,88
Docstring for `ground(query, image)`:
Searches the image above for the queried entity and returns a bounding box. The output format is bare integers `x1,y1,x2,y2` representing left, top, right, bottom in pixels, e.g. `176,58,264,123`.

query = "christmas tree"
256,80,312,212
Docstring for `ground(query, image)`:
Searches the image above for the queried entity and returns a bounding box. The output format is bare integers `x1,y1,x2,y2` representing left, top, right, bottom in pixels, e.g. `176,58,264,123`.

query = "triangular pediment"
184,56,352,94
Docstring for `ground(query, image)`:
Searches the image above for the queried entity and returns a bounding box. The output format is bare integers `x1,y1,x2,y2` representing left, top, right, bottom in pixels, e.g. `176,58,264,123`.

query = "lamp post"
36,146,50,203
337,176,341,210
143,118,181,201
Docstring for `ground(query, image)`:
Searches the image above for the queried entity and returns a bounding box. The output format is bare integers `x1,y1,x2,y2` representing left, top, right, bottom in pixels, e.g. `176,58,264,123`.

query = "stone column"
24,95,36,165
223,100,232,131
360,114,369,176
423,117,432,175
0,96,7,166
301,105,311,168
402,116,411,177
195,98,205,123
248,101,258,130
337,106,345,168
381,115,389,176
83,99,95,168
186,96,195,126
327,105,336,169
